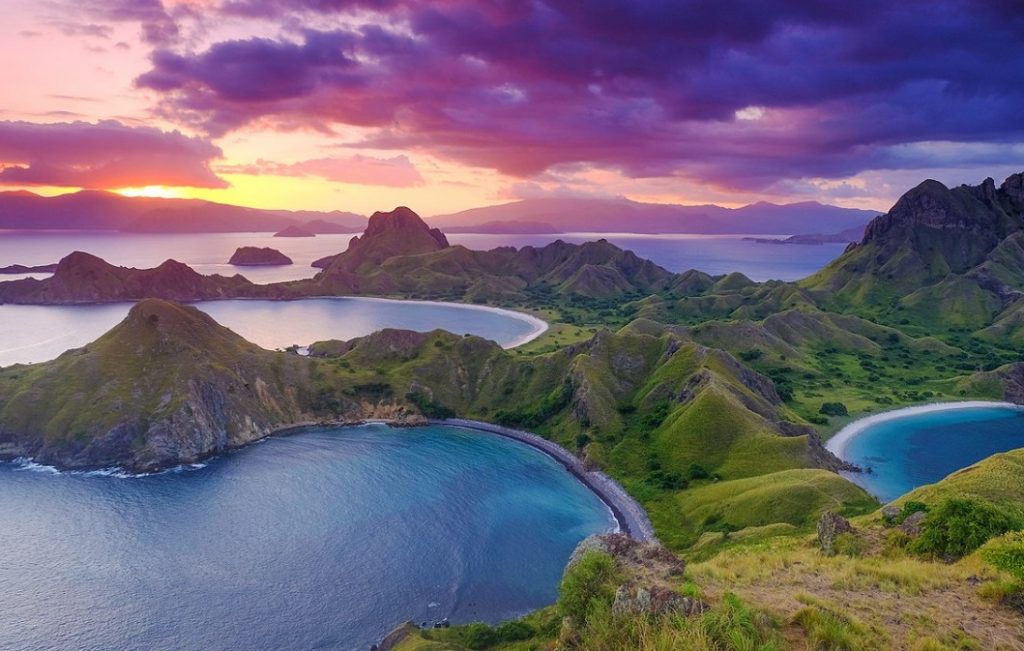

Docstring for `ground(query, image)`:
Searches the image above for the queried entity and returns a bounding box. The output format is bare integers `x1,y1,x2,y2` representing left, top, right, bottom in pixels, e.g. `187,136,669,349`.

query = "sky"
1,0,1022,215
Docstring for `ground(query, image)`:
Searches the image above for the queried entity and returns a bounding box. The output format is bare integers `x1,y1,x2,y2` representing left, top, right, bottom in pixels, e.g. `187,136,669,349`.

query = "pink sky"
0,1,1021,215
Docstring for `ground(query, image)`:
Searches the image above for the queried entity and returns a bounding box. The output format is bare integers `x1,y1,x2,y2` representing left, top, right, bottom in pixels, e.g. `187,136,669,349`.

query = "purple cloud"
0,120,228,189
129,1,1024,189
220,154,424,187
51,0,178,45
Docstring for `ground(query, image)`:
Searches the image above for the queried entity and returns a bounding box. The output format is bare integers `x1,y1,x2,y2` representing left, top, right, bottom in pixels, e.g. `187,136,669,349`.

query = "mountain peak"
119,298,246,349
1001,172,1024,204
364,206,449,247
322,207,449,274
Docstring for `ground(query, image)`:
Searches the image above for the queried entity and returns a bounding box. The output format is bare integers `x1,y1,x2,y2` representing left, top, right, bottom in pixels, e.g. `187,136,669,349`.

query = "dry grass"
690,534,1024,650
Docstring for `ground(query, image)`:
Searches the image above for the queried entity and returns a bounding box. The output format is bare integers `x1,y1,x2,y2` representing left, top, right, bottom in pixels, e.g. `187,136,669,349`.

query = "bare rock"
612,585,708,617
817,511,854,555
899,510,927,537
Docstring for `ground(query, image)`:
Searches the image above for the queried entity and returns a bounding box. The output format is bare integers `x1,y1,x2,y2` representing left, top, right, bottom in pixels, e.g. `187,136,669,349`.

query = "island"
228,246,293,266
274,225,315,237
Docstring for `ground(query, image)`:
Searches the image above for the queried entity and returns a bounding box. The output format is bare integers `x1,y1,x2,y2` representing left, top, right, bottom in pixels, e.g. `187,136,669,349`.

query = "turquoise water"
836,405,1024,502
0,297,544,367
0,424,615,651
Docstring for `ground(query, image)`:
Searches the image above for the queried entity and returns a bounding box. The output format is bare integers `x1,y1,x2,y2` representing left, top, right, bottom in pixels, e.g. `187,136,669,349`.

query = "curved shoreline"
0,296,549,367
297,295,550,349
433,418,656,543
184,295,549,349
3,416,658,545
826,400,1024,460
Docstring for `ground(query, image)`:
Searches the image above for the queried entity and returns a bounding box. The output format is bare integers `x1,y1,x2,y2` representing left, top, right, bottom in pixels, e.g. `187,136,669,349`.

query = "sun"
115,186,181,199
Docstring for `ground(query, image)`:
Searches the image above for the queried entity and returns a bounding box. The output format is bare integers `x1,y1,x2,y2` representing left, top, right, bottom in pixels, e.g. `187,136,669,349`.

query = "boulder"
899,510,927,537
817,511,855,555
881,505,901,524
612,585,708,617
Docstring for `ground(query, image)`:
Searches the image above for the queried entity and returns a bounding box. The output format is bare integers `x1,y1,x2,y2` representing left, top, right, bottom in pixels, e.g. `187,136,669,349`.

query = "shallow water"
0,230,845,282
0,424,615,651
834,405,1024,502
0,297,544,367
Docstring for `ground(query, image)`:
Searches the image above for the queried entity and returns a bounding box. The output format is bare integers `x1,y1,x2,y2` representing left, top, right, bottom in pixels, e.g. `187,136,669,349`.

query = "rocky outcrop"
228,246,293,266
898,511,927,537
817,511,855,555
568,533,704,618
318,207,449,275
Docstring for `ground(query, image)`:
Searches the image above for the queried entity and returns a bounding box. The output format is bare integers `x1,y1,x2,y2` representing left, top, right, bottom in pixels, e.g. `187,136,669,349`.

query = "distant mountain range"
432,197,879,235
0,190,365,233
0,190,876,235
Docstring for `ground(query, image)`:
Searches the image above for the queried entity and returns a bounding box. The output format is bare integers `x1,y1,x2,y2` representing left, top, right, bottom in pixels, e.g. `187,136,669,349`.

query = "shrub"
910,499,1022,560
457,622,497,649
739,349,764,362
686,462,711,481
558,551,620,623
793,598,876,650
405,391,456,419
982,532,1024,583
494,620,534,642
819,401,849,417
833,532,866,557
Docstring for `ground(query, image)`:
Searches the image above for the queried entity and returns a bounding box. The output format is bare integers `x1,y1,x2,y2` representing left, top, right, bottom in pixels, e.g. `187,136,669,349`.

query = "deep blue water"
0,297,544,367
836,406,1024,502
0,424,614,651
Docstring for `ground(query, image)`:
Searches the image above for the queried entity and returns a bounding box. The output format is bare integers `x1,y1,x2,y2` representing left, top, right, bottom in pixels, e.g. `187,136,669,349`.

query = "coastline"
0,296,549,367
433,418,656,543
2,416,658,546
295,295,550,349
825,400,1024,460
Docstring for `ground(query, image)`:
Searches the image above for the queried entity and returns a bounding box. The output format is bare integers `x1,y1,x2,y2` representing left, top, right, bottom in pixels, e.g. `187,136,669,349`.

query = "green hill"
803,173,1024,328
0,300,313,470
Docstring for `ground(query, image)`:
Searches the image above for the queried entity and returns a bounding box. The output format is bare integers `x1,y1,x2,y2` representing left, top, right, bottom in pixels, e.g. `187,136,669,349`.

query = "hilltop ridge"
0,251,274,304
803,172,1024,329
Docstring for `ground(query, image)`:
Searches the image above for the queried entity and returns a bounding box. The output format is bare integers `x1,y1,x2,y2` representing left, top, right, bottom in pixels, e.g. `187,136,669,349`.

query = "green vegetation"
557,551,621,623
910,498,1022,560
983,532,1024,586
